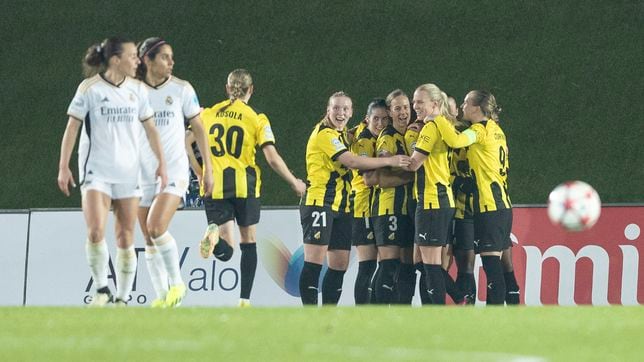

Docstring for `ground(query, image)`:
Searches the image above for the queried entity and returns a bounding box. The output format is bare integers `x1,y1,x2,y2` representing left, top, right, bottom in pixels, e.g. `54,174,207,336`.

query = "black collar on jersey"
144,76,170,89
99,72,126,88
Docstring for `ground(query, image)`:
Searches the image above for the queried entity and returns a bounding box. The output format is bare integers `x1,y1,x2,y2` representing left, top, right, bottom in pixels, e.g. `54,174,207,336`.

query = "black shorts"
204,197,261,227
452,218,474,251
352,216,375,246
473,208,513,253
414,208,455,246
300,205,352,251
373,214,413,248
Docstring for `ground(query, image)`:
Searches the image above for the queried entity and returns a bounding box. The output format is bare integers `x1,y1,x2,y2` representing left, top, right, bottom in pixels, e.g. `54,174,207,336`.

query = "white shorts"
81,179,142,200
139,178,189,208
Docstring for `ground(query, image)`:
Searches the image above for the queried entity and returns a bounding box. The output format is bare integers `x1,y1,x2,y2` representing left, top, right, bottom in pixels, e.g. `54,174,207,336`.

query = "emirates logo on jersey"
165,96,173,105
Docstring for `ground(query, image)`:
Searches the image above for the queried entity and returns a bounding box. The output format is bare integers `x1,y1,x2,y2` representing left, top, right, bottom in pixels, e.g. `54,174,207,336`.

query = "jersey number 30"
209,124,244,158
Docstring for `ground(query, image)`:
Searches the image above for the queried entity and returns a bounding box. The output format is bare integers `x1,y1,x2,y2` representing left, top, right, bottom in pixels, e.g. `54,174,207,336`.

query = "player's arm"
336,151,409,170
377,168,414,188
57,116,82,196
142,118,168,190
403,151,428,172
188,115,213,197
261,144,306,197
434,117,476,148
184,130,203,183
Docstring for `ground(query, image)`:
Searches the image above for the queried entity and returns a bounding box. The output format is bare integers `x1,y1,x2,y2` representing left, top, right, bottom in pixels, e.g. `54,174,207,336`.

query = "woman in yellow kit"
299,91,410,306
199,69,306,307
429,90,517,305
350,98,389,304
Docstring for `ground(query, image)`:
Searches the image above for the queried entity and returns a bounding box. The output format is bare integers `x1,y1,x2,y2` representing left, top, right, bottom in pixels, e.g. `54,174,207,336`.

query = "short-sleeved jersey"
414,117,455,210
348,122,366,146
372,125,411,216
67,74,154,184
467,120,512,212
404,120,424,202
350,127,377,217
304,121,352,213
200,99,276,199
451,147,474,219
139,76,201,184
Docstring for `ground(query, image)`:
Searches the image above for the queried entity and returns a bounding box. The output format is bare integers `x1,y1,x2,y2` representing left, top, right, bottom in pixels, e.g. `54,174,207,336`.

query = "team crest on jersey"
331,138,345,151
165,96,173,105
388,232,396,240
367,231,374,240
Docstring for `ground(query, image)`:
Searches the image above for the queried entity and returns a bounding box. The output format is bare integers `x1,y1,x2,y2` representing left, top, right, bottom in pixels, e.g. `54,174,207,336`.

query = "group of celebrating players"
57,35,519,308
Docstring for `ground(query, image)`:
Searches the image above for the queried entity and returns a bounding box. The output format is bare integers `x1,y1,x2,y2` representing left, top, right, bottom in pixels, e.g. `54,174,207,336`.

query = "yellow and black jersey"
304,120,352,213
347,122,367,146
372,124,411,216
404,120,424,202
414,119,455,210
467,120,512,212
451,147,474,219
200,99,275,199
350,126,377,218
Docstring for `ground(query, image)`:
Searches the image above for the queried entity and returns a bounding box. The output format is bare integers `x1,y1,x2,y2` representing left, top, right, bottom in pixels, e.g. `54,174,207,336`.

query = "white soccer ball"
547,181,601,232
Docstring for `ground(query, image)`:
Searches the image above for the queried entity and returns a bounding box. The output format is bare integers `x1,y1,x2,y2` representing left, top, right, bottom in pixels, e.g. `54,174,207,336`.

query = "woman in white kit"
57,36,168,306
135,37,214,307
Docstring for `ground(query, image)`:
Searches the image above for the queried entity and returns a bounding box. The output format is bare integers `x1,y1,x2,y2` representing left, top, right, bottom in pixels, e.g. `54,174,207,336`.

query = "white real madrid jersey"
67,74,154,184
139,76,201,184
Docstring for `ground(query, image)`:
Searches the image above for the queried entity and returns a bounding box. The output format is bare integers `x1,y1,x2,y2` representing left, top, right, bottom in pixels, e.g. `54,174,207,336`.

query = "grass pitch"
1,306,642,361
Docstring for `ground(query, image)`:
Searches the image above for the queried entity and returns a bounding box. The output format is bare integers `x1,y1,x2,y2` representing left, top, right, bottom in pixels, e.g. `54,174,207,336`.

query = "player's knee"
87,227,105,243
146,221,166,239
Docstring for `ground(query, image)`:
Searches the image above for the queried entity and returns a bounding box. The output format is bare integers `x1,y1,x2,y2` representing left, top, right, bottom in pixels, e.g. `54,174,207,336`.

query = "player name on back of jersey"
154,110,176,126
216,110,243,120
100,106,136,123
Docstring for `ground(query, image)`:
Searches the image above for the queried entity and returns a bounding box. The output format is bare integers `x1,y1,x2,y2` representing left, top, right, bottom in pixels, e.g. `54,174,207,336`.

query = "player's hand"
201,170,214,197
291,178,307,197
57,167,76,197
388,155,411,168
156,163,168,191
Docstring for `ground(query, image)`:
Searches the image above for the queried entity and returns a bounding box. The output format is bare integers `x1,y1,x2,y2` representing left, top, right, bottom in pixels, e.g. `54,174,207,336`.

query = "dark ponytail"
136,37,166,80
82,36,131,78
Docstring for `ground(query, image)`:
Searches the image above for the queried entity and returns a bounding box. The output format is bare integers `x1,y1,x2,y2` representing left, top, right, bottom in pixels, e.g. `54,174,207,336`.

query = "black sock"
504,271,520,305
443,269,465,303
299,262,322,305
396,263,416,305
239,243,257,300
375,259,399,304
354,260,377,305
322,268,346,305
423,264,446,305
213,238,233,261
481,256,506,305
370,261,383,304
457,272,476,304
416,263,430,305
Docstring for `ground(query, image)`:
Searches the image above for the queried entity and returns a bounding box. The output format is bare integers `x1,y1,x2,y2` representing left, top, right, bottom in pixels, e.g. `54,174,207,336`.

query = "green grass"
1,307,642,361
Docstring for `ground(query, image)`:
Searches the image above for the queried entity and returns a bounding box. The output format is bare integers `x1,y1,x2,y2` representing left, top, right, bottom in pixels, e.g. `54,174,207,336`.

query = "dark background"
1,0,642,209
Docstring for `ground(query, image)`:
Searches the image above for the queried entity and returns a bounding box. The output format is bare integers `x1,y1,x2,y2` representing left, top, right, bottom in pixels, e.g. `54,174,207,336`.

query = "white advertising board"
0,212,29,305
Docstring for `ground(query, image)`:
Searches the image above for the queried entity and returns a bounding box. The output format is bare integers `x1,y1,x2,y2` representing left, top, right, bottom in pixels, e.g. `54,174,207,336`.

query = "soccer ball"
547,181,601,232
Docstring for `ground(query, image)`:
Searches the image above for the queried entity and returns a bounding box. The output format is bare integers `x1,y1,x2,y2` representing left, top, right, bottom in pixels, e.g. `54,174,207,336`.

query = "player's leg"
373,215,400,305
453,218,476,304
442,242,465,304
417,208,454,305
81,186,112,306
396,215,415,305
299,205,333,306
475,210,508,305
138,184,168,307
323,213,352,306
353,216,377,305
200,198,234,261
111,184,141,305
234,198,261,307
147,191,186,307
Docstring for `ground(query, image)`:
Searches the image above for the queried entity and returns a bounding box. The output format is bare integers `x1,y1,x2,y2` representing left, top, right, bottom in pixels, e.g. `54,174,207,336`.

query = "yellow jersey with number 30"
201,99,275,199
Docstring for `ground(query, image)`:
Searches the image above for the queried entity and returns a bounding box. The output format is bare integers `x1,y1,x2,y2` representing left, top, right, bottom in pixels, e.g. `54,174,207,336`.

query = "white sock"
145,246,168,300
85,239,109,290
115,245,137,301
152,231,184,287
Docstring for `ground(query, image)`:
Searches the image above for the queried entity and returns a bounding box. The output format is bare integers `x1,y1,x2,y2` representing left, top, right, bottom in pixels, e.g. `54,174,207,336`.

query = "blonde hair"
468,90,502,121
227,69,253,100
415,83,455,122
327,91,351,106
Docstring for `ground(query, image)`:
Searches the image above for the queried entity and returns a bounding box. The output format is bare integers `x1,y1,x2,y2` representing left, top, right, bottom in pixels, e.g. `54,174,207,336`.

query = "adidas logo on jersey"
169,182,176,187
101,97,109,103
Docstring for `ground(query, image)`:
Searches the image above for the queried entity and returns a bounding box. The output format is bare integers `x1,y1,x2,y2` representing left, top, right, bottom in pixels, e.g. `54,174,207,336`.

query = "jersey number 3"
210,124,244,158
